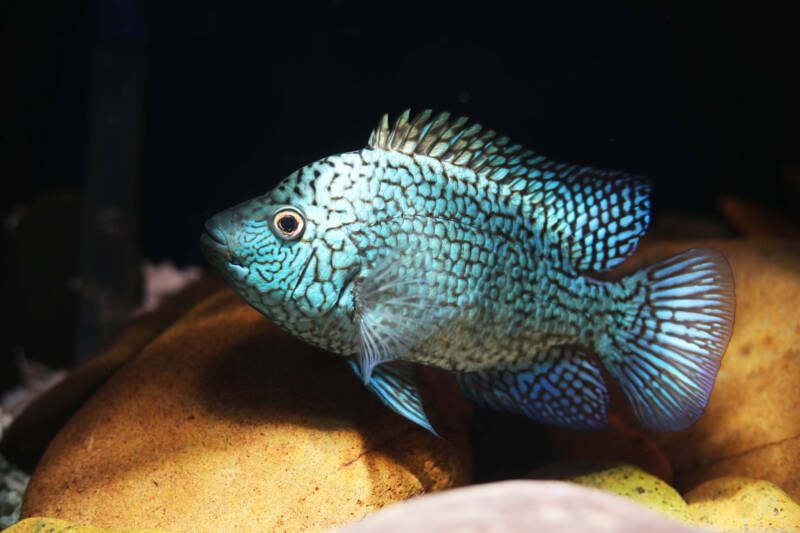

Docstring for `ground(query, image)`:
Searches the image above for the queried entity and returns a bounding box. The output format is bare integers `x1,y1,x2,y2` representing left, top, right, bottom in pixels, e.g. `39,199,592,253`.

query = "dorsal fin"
527,167,652,272
367,109,521,176
367,109,652,272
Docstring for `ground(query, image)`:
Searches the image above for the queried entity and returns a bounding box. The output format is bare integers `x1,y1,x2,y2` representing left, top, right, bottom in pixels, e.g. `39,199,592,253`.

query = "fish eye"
271,207,305,241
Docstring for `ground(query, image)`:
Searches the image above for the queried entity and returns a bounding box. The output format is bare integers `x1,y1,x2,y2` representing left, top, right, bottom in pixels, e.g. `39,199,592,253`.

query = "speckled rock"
566,463,689,523
609,238,800,501
537,463,800,531
20,288,471,533
334,480,702,533
685,477,800,531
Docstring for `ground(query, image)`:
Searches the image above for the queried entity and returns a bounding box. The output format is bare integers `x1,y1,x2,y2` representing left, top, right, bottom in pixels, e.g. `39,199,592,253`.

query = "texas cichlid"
201,110,735,434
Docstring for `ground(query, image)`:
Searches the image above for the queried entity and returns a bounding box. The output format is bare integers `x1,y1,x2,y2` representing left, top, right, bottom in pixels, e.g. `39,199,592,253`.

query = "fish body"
202,110,735,434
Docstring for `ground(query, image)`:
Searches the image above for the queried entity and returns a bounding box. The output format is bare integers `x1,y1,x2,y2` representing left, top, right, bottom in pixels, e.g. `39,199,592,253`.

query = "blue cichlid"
201,110,735,434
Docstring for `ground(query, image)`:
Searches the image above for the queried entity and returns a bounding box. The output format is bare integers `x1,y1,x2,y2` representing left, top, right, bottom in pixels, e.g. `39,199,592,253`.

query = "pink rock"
334,480,701,533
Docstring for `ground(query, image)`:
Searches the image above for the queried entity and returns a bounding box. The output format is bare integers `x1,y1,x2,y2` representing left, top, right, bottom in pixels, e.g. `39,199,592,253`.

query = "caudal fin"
599,248,735,431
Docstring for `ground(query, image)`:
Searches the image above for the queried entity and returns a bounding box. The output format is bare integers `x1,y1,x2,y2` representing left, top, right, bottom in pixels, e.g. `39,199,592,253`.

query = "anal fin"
457,346,609,430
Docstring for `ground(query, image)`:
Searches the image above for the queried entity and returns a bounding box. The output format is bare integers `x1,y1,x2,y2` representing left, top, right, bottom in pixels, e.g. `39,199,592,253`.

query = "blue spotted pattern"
201,110,736,433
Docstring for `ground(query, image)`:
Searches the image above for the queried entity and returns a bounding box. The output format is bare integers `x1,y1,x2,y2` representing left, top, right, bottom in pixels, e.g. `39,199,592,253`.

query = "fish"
201,109,735,434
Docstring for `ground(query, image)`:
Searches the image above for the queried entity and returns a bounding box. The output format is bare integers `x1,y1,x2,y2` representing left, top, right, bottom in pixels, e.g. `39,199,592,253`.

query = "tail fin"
599,248,735,431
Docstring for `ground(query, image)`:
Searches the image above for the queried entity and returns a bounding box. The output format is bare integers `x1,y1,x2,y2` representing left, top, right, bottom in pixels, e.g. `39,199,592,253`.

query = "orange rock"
613,238,800,500
21,288,471,532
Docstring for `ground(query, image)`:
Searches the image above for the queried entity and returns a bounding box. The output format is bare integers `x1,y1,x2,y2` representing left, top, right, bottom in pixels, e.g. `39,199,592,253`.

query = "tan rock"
20,289,471,533
612,238,800,500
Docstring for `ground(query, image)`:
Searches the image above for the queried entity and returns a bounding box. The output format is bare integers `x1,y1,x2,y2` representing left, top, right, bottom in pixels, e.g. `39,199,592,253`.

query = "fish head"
201,156,362,335
201,193,304,306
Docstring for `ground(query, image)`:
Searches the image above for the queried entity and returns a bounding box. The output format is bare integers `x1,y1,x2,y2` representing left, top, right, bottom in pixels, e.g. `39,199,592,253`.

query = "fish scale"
350,213,603,370
202,109,735,434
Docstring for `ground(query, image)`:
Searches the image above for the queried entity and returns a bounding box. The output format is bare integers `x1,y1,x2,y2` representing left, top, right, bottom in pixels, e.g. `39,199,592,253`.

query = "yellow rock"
611,238,800,501
20,289,471,533
685,477,800,531
566,465,800,531
4,517,168,532
567,463,690,523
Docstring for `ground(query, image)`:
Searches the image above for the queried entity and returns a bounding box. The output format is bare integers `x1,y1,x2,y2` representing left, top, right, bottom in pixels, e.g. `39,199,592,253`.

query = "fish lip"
200,223,246,271
202,221,228,248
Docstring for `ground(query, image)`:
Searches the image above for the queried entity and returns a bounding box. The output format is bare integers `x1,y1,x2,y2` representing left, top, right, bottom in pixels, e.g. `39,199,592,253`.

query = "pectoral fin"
353,248,445,382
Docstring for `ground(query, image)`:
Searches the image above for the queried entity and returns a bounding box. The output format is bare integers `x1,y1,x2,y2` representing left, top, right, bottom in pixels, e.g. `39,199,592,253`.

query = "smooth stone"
20,288,471,532
334,480,702,533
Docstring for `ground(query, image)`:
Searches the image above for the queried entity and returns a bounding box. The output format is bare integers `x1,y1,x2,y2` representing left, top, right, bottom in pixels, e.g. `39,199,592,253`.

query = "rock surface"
20,289,471,532
334,480,702,533
605,238,800,501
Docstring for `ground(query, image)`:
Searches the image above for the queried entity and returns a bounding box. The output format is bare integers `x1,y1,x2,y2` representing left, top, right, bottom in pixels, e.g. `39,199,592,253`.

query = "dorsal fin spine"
371,114,390,148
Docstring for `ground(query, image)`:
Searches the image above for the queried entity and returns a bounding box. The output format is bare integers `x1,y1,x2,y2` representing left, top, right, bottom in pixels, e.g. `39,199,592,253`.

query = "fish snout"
202,220,228,247
201,210,240,268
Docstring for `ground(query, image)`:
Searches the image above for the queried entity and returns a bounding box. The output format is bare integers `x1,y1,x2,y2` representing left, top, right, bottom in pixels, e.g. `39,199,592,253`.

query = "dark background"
1,1,798,390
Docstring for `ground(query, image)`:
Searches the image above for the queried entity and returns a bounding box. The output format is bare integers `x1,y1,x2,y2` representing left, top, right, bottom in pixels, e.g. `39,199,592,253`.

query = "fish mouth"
200,222,247,275
202,221,228,248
